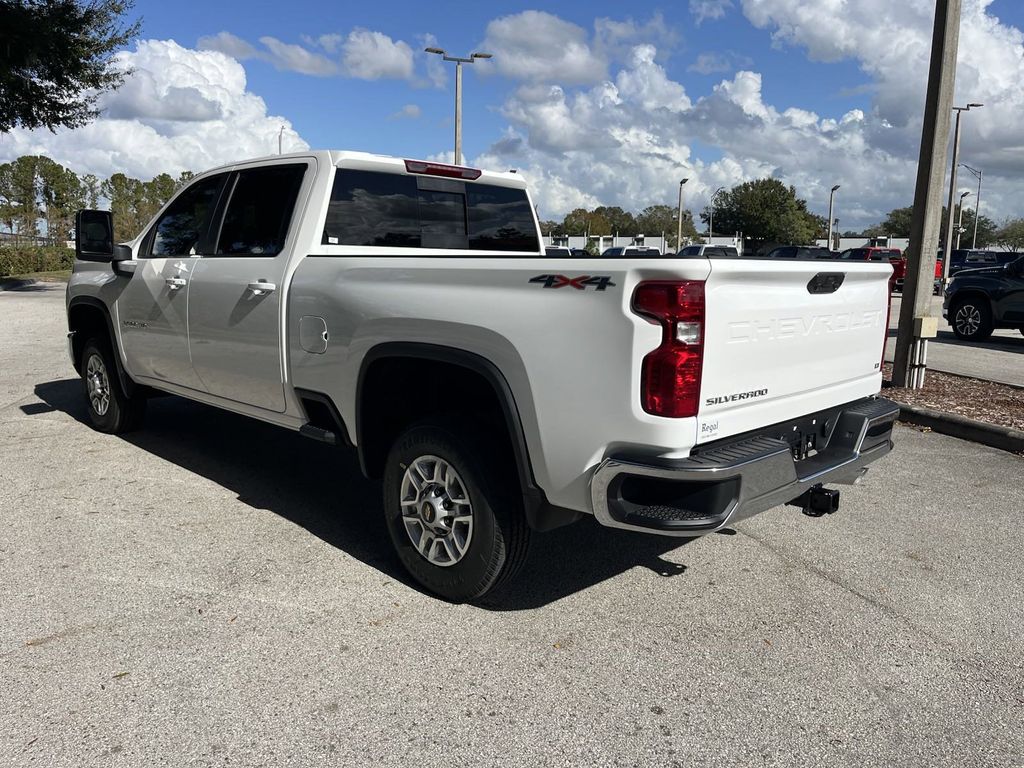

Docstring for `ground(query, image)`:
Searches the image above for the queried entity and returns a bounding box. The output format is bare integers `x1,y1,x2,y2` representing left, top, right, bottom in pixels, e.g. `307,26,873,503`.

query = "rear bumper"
590,397,899,536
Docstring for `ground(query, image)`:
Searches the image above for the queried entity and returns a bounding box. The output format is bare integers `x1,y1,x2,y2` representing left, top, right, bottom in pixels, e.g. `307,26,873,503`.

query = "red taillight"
632,281,705,418
404,159,482,180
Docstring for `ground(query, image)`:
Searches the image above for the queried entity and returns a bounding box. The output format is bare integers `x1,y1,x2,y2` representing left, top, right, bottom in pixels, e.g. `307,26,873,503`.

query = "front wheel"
81,337,146,433
382,422,530,602
950,298,994,341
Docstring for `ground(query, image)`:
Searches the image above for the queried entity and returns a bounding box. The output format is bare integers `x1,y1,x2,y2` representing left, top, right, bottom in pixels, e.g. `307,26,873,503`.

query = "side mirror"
75,209,114,261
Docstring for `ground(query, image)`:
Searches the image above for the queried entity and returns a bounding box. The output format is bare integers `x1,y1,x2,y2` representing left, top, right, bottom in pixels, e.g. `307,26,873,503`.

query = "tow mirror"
74,209,114,262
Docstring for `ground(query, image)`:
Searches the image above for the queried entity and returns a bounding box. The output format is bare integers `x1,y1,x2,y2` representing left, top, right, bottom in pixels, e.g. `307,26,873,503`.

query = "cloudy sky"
2,0,1023,230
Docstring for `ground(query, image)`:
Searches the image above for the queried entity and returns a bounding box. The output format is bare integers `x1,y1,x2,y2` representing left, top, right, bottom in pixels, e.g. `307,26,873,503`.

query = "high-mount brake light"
632,281,706,418
404,159,482,180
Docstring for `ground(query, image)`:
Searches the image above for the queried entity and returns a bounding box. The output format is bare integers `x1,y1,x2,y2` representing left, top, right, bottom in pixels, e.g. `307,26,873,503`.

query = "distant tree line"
541,178,826,251
0,155,193,245
848,204,1024,252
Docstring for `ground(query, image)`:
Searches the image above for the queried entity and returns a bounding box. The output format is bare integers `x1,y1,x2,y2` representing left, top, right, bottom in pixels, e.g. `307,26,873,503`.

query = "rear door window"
322,169,538,252
678,246,703,257
215,164,307,256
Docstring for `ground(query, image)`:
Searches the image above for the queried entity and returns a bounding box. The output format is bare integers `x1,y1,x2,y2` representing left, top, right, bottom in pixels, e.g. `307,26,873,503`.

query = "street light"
676,178,689,252
827,184,841,251
708,186,724,244
960,163,983,248
941,102,983,281
955,190,971,249
425,47,493,165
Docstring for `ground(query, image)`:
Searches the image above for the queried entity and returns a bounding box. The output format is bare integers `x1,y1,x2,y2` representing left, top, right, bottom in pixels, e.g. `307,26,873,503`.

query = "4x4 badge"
529,274,615,291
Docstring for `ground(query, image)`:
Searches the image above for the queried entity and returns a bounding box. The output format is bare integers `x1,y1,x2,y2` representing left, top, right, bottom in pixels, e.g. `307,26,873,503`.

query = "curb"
0,278,36,291
895,402,1024,454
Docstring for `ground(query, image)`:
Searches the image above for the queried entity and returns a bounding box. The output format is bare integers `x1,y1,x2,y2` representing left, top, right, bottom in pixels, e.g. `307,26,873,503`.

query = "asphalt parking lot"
2,284,1023,767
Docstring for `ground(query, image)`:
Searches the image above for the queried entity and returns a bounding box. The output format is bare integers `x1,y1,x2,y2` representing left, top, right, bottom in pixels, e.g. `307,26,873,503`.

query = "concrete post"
892,0,961,389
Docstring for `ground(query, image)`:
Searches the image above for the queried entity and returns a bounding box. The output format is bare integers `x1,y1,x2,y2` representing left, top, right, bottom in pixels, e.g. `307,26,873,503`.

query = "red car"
838,247,904,292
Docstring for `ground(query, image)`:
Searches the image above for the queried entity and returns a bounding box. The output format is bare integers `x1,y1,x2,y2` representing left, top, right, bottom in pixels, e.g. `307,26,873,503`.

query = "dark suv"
943,254,1024,340
948,249,1020,276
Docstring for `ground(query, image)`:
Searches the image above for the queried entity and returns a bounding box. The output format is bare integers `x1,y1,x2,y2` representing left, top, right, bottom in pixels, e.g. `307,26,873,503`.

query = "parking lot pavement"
886,295,1024,386
2,285,1023,768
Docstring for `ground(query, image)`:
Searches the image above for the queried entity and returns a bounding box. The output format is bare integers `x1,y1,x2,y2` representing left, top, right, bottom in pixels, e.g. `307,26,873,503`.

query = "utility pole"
827,185,840,251
893,0,962,389
676,178,689,252
425,47,492,165
961,164,983,248
278,125,284,155
941,103,982,281
955,190,970,249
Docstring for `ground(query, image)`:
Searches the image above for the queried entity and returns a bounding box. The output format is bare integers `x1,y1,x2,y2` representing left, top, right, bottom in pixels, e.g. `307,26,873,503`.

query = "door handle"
165,277,187,290
247,280,277,296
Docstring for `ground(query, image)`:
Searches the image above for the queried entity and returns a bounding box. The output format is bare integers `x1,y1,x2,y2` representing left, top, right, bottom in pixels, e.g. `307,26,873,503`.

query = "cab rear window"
322,169,538,252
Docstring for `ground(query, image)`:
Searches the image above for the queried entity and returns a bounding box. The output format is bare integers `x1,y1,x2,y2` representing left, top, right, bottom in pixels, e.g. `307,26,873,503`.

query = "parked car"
942,254,1024,340
66,150,898,601
545,246,572,257
764,245,832,259
570,248,588,257
837,247,901,262
677,244,740,258
947,249,1020,276
601,246,662,257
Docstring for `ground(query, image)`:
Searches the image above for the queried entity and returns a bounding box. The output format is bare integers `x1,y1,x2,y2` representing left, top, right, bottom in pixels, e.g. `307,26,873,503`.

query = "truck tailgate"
697,258,891,443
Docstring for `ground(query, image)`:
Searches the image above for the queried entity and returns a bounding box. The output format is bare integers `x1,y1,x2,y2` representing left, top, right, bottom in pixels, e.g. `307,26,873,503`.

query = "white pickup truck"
67,150,898,601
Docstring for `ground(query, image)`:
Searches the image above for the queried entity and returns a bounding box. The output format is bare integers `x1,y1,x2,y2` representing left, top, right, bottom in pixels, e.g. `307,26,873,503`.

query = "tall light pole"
425,47,493,165
278,125,284,155
955,190,971,249
708,186,724,244
676,178,689,252
961,163,983,248
941,103,982,281
827,184,841,251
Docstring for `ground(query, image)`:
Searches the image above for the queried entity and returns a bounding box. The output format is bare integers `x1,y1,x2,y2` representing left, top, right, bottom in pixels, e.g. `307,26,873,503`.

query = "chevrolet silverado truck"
67,151,899,601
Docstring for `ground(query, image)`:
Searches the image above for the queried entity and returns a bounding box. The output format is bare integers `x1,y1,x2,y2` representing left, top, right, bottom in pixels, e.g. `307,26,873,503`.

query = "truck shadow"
33,378,693,611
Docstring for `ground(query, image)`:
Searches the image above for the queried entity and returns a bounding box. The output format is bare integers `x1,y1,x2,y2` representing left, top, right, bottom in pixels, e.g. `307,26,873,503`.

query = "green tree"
101,172,145,242
592,205,636,236
636,204,697,248
708,179,818,246
878,206,914,238
537,219,559,236
561,208,611,237
954,208,998,248
37,156,85,242
995,219,1024,253
0,0,141,132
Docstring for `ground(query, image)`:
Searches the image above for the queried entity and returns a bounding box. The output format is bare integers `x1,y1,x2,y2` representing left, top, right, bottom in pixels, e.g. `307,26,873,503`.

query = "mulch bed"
883,364,1024,432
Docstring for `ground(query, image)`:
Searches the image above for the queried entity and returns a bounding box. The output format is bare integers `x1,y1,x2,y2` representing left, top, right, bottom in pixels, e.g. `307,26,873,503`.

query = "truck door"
115,173,228,391
186,161,311,413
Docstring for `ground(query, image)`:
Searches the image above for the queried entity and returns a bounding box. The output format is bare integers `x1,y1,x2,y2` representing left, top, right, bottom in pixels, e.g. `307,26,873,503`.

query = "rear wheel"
950,298,994,341
81,337,146,433
382,421,529,602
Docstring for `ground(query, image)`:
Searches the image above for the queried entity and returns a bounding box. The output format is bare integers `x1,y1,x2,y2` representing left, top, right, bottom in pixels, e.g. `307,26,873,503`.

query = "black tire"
949,297,994,341
382,421,530,602
81,336,146,433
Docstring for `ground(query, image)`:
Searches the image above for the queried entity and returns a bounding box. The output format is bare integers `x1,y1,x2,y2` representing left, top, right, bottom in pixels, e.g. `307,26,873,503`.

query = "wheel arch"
356,342,580,532
67,296,136,395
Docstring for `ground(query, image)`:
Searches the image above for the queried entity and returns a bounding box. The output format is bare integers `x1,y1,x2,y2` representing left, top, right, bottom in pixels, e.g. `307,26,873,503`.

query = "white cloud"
389,104,421,120
200,28,418,81
258,36,338,76
341,29,414,80
481,11,608,85
0,40,308,180
690,0,734,25
196,31,257,60
420,33,448,88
